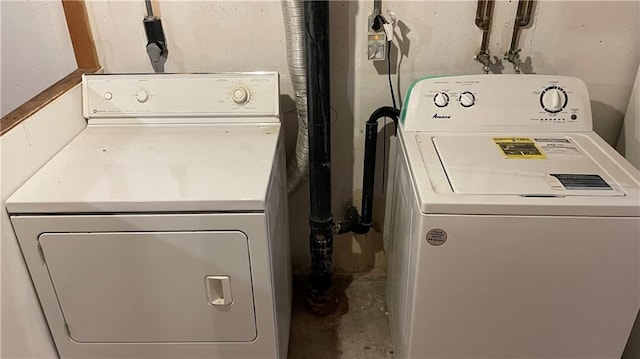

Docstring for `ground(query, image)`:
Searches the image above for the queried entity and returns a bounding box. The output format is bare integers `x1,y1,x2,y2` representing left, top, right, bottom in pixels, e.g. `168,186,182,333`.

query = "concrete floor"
288,273,393,359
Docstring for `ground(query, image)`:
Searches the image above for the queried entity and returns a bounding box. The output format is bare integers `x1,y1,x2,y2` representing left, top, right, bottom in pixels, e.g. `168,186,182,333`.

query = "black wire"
387,40,397,109
382,115,387,192
382,39,398,192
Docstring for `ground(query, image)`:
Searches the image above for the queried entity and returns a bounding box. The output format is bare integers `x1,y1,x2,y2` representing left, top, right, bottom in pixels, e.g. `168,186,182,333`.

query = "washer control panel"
83,73,279,123
402,75,592,133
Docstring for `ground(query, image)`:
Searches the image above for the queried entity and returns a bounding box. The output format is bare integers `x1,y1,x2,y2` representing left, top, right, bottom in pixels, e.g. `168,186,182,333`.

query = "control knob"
459,91,475,108
135,90,150,103
433,92,449,108
231,86,250,105
540,86,568,113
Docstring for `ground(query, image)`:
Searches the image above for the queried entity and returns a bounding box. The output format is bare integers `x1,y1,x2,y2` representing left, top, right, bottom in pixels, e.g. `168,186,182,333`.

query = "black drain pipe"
358,106,400,228
334,106,400,235
305,0,336,315
304,0,401,315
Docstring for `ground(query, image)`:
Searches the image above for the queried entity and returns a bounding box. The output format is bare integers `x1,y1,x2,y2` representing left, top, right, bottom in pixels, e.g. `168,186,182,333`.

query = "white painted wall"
618,64,640,170
0,0,77,117
83,0,639,273
0,2,636,356
351,0,640,185
1,86,86,358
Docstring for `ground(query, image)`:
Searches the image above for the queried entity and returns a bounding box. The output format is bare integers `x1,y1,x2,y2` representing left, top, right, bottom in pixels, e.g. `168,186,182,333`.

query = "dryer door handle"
205,275,234,306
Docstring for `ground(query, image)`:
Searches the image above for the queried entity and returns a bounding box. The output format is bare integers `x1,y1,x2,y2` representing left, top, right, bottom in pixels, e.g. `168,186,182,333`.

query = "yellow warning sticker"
493,137,547,159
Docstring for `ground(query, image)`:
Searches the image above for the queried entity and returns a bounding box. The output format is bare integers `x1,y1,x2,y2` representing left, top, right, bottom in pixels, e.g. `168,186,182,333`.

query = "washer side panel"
408,214,639,358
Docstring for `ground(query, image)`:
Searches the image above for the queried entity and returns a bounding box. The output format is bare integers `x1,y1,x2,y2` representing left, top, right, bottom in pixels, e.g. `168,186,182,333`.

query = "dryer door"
39,231,256,343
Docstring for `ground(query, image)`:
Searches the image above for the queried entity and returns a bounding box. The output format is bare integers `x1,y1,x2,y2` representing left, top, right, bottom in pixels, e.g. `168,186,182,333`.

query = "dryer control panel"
83,73,280,124
402,75,592,132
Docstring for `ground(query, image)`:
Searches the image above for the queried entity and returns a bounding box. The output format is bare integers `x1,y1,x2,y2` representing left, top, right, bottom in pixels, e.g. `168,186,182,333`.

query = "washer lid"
431,135,625,197
7,124,281,213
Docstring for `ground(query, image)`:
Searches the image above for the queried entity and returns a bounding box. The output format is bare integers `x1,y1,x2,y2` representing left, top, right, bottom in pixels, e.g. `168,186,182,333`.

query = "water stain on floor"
288,274,393,359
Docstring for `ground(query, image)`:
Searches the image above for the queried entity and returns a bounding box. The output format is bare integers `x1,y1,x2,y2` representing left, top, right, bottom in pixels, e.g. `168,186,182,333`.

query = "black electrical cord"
383,38,399,191
382,112,388,192
371,15,400,195
374,14,398,109
387,39,397,109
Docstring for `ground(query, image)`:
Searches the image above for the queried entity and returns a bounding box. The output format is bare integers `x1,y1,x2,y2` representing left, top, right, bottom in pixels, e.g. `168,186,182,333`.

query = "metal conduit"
145,0,155,18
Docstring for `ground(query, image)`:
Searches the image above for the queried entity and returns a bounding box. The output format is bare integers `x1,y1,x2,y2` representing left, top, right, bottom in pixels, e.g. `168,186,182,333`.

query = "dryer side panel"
264,130,292,358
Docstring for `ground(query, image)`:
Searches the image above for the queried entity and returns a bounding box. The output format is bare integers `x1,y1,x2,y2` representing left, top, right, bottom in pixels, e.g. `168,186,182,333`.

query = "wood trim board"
62,0,99,70
1,0,99,136
0,69,91,136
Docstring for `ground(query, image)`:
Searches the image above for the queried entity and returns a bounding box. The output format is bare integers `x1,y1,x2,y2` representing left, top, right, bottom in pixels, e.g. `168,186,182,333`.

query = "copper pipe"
475,0,494,56
509,0,534,53
506,0,535,73
475,0,495,73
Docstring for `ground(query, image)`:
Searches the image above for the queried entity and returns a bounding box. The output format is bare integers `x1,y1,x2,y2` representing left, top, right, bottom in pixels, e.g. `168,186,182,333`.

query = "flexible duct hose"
282,0,309,194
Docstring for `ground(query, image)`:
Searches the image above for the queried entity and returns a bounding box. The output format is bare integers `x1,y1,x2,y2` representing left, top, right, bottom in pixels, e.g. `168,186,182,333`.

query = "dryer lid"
7,124,282,213
431,135,626,197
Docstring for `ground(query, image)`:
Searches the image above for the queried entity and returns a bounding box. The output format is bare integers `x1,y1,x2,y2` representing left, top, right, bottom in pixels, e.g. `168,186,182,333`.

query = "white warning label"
534,138,584,159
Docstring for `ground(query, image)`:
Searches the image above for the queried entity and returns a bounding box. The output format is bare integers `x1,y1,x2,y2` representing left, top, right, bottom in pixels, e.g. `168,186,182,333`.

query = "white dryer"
386,75,640,358
7,73,291,358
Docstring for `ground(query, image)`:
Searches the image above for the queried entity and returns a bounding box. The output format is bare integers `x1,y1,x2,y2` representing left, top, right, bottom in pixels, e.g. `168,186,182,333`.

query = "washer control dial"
433,92,449,108
135,90,150,103
540,86,568,113
459,91,475,108
231,86,251,105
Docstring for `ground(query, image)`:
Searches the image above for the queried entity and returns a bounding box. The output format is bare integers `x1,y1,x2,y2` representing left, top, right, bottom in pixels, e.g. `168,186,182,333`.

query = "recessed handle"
205,275,233,306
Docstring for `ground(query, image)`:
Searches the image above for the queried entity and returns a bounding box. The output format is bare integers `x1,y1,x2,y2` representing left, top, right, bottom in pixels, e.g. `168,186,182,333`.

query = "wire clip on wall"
144,0,168,73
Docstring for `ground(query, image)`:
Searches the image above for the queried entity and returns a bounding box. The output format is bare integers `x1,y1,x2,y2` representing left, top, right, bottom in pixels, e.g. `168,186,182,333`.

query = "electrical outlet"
368,33,386,61
367,9,398,61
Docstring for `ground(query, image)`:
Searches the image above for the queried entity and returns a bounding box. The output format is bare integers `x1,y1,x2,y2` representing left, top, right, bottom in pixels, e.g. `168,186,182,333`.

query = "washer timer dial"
540,86,568,113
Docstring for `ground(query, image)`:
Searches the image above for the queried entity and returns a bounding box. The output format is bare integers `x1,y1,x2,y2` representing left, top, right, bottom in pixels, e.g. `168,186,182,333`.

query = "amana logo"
433,113,451,119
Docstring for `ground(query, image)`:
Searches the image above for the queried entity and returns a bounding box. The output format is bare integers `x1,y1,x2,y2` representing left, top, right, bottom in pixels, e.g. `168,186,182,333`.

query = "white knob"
459,91,475,108
433,92,449,108
104,92,113,100
136,90,150,103
541,87,566,113
231,86,250,105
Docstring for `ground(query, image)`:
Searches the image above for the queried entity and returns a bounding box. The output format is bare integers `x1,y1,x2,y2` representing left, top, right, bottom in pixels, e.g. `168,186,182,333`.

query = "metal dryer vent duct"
282,0,310,194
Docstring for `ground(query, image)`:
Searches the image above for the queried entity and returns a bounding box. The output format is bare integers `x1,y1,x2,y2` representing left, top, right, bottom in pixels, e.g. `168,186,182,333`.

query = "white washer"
7,73,291,359
386,75,640,358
